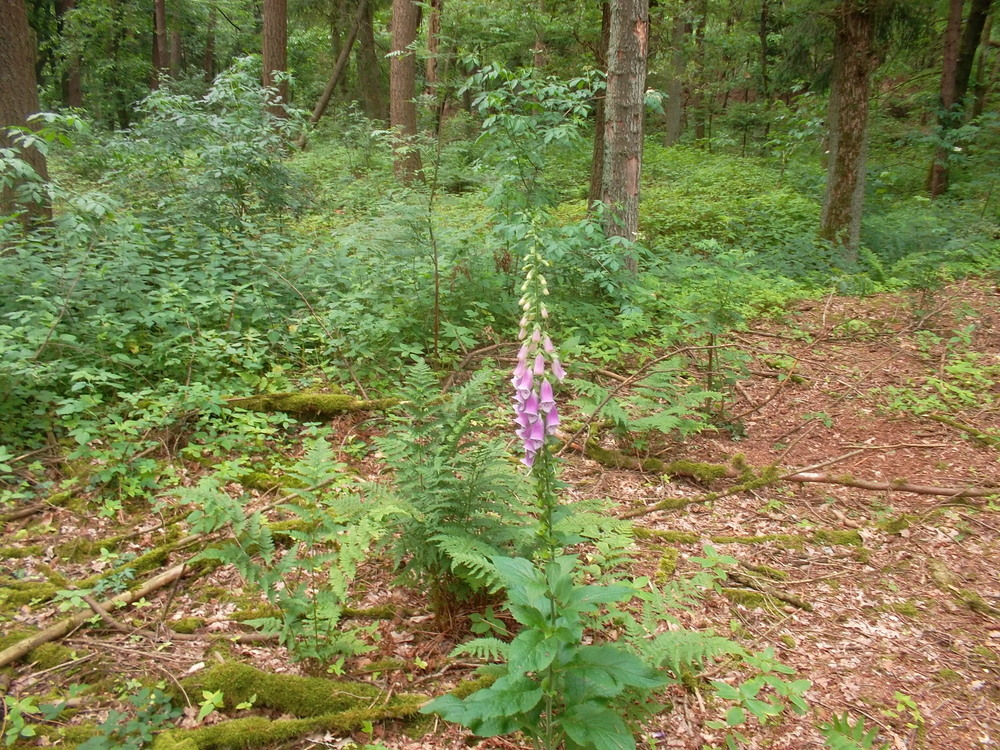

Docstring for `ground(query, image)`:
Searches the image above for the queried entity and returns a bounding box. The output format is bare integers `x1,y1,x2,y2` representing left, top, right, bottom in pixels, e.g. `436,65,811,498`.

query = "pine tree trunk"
819,0,877,263
601,0,649,262
389,0,423,182
928,0,965,198
663,9,686,146
204,7,216,82
262,0,289,118
0,0,51,224
358,0,388,121
588,0,611,207
152,0,168,88
425,0,443,94
56,0,83,106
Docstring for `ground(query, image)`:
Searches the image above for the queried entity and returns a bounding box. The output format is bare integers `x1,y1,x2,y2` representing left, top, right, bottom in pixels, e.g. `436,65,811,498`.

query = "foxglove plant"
512,238,565,468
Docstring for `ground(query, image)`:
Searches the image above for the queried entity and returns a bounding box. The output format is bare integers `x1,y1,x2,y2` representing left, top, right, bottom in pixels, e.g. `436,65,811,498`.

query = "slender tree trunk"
972,14,994,118
601,0,650,260
56,0,83,107
152,0,168,89
589,0,611,207
299,0,368,147
169,29,182,78
0,0,51,223
389,0,423,182
663,8,686,146
819,0,878,262
928,0,966,197
758,0,771,99
691,0,707,143
425,0,443,94
204,6,216,81
533,0,548,68
358,0,388,121
262,0,289,118
957,0,992,98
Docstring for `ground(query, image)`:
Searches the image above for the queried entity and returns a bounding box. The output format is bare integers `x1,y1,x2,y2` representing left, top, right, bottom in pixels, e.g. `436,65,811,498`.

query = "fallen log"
228,391,397,418
0,563,195,669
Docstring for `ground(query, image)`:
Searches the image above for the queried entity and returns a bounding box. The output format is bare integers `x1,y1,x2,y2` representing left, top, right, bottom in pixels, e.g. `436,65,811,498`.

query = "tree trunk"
928,0,966,198
663,9,686,146
152,0,168,89
358,0,388,121
588,0,611,207
533,0,548,68
204,6,216,81
601,0,649,260
56,0,83,107
819,0,877,263
758,0,771,99
0,0,51,224
262,0,289,118
425,0,443,94
956,0,992,99
169,29,182,78
299,0,368,148
972,13,994,118
389,0,423,182
691,0,707,143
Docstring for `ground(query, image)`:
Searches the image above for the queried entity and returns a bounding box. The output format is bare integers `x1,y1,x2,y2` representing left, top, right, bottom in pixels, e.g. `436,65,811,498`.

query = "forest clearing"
2,0,1000,748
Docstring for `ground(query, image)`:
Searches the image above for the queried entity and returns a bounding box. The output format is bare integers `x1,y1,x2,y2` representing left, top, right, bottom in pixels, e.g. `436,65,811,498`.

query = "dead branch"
726,570,813,611
783,472,997,497
0,563,194,669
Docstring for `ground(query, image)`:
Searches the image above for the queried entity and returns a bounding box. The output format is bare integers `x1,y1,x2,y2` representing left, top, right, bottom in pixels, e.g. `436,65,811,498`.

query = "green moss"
779,634,796,649
28,643,77,669
234,392,397,418
632,528,698,544
34,563,71,588
236,471,291,491
879,514,912,535
0,545,43,559
740,563,789,580
656,548,679,582
449,674,497,699
180,662,385,717
934,668,962,683
341,604,398,619
883,600,920,617
169,618,205,634
721,588,773,609
359,658,407,673
231,603,281,622
0,581,59,606
812,529,863,547
663,460,731,482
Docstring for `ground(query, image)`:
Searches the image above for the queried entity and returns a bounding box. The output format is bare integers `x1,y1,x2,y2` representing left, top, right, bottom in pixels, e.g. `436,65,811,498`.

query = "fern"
376,360,534,612
450,637,510,662
647,629,747,679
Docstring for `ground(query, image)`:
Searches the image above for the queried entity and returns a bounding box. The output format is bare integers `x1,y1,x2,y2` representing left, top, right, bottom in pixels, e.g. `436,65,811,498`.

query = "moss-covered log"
152,663,427,750
581,440,737,482
228,391,397,417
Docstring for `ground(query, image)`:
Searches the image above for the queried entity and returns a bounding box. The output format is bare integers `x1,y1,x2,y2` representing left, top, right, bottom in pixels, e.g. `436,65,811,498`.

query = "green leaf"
561,702,636,750
725,706,746,726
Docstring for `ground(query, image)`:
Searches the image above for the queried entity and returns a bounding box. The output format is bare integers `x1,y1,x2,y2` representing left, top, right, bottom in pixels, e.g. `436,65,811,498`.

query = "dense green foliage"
2,3,999,744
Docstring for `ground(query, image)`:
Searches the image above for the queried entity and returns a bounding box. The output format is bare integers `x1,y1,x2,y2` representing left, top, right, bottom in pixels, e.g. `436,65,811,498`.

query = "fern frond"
648,629,747,678
450,637,509,662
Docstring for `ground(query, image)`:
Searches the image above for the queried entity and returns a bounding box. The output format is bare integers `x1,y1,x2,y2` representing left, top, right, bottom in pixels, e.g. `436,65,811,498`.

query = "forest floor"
2,279,999,750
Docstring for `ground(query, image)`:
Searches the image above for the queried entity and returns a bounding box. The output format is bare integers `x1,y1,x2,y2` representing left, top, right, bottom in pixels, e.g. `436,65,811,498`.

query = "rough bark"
262,0,289,118
357,0,388,121
930,0,993,196
601,0,649,257
152,0,168,88
56,0,83,106
588,0,611,207
425,0,443,94
169,29,182,77
663,9,686,146
819,0,878,262
389,0,423,182
204,6,216,81
928,0,967,198
971,13,994,118
0,0,50,223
